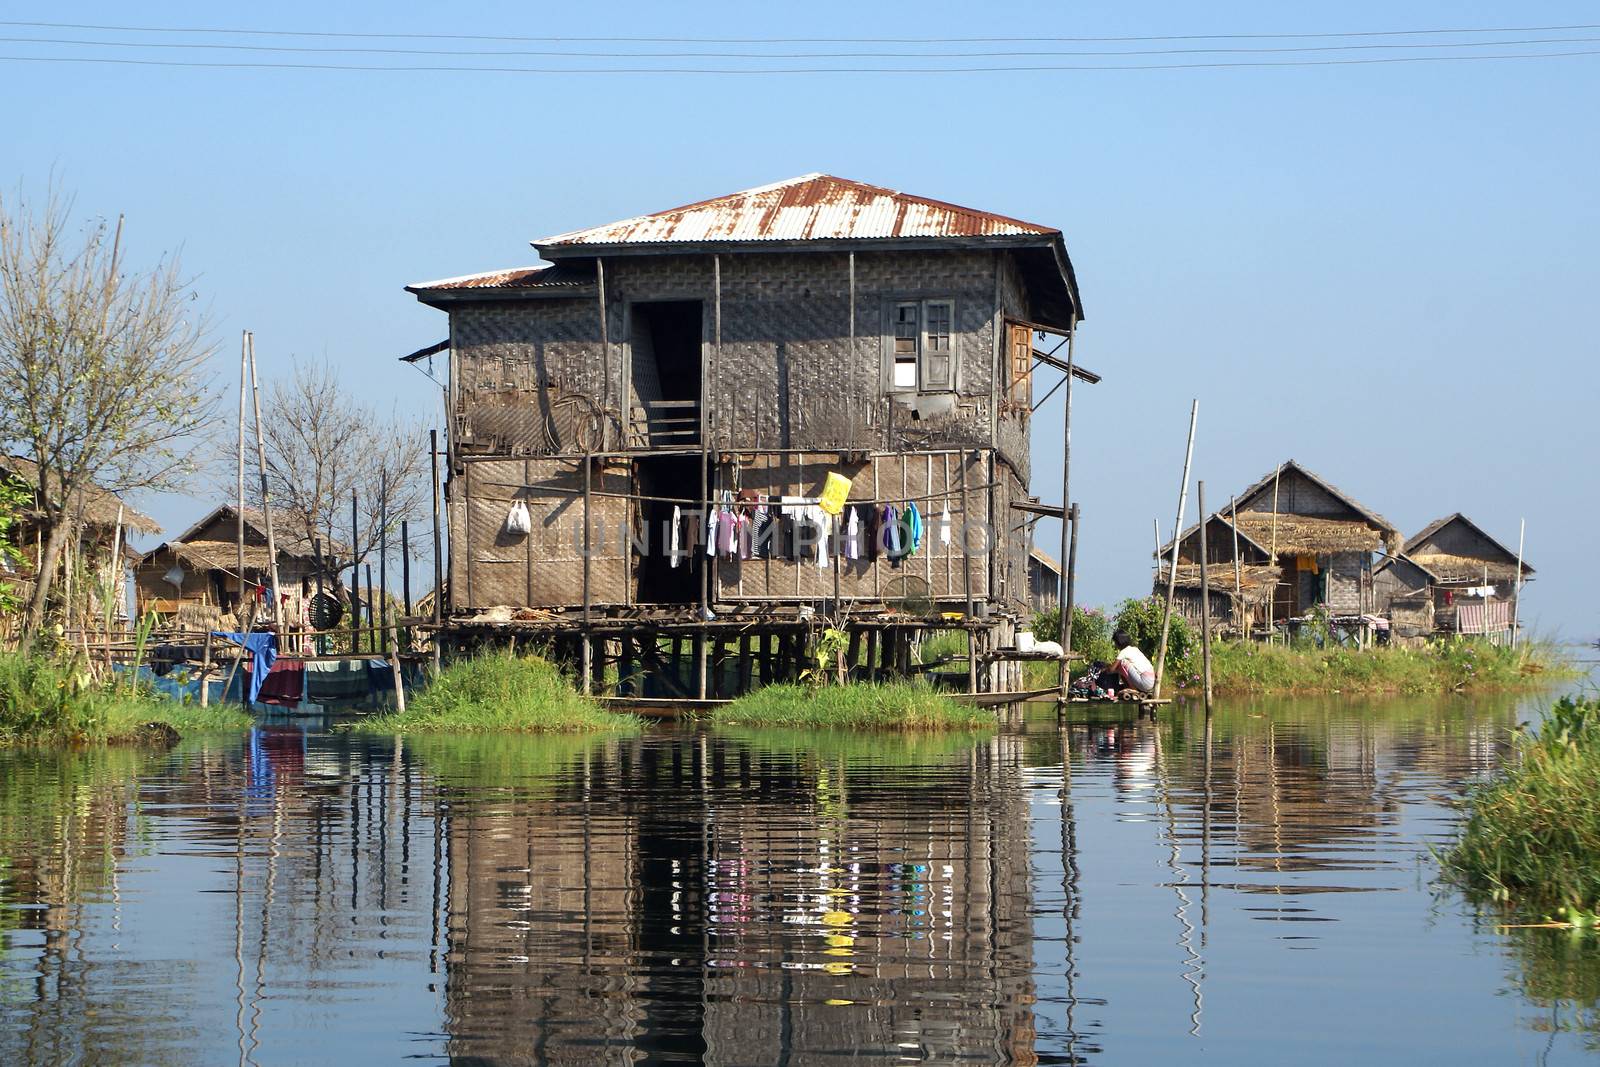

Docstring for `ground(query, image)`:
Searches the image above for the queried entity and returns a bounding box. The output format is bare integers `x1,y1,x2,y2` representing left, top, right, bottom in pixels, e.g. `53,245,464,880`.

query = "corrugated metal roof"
536,174,1059,248
406,263,593,293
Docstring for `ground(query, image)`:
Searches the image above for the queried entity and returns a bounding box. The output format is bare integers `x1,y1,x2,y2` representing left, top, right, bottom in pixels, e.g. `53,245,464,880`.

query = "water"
2,693,1596,1064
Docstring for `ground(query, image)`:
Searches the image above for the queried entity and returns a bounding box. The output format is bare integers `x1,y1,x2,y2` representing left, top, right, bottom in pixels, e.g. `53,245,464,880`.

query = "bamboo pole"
430,430,443,626
1268,462,1282,629
1060,502,1080,707
1230,496,1243,632
199,631,212,708
350,490,361,653
401,520,412,619
1058,316,1077,650
378,472,389,638
1197,481,1214,714
387,630,406,713
245,333,282,629
581,453,593,695
1154,400,1199,699
236,333,247,620
366,564,375,653
1511,518,1526,649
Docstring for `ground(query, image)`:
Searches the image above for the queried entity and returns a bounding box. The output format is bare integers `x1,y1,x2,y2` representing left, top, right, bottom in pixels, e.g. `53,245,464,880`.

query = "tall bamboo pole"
236,333,247,618
1511,518,1526,649
1154,400,1199,699
1231,496,1243,632
1058,317,1076,656
1197,481,1214,714
378,471,389,637
401,520,412,619
349,490,360,653
245,333,282,627
430,429,443,626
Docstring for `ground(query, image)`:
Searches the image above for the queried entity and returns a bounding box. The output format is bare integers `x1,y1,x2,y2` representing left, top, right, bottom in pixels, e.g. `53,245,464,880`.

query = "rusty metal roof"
407,262,595,293
536,174,1059,248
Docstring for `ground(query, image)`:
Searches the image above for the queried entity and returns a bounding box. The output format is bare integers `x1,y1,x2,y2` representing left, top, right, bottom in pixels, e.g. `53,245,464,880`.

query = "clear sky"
5,1,1595,639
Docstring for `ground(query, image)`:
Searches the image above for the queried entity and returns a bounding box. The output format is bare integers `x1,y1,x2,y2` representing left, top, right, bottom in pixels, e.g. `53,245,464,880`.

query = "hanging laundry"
705,507,717,557
939,503,952,547
880,504,901,558
718,508,737,558
751,499,774,558
844,505,863,561
669,504,682,568
905,501,924,556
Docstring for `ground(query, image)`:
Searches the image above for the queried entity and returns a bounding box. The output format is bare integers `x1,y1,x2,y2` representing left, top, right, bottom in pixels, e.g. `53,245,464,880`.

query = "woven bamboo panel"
457,457,631,610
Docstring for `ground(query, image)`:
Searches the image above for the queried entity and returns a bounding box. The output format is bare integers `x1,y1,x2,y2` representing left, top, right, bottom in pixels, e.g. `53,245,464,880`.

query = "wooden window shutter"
1008,324,1032,408
920,299,953,391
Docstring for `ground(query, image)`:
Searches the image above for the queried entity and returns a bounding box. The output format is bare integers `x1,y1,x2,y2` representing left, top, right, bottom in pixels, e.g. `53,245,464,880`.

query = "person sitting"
1096,629,1156,699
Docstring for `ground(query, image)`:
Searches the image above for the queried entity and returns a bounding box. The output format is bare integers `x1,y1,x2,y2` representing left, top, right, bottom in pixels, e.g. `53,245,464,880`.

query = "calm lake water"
2,692,1597,1065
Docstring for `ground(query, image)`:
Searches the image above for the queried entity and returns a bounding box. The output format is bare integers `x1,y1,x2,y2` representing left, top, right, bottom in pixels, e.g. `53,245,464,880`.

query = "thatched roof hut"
0,455,158,535
1401,513,1533,584
134,504,346,623
1158,460,1398,622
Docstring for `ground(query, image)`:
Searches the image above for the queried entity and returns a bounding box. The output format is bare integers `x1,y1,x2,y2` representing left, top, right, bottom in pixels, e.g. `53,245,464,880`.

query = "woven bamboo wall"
452,456,632,611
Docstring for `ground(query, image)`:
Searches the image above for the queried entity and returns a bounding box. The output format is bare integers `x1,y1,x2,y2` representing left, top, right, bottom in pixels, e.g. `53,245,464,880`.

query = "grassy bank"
711,682,993,731
1443,696,1600,919
0,650,251,745
348,651,638,735
1206,639,1568,695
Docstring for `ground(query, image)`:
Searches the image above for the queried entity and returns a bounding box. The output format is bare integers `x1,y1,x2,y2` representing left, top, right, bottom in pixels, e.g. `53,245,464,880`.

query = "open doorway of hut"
630,300,704,605
630,300,702,448
635,455,703,603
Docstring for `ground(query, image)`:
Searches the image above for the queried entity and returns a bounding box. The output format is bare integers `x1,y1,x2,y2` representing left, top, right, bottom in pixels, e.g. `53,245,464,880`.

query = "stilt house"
0,455,157,628
406,174,1086,694
1159,460,1398,628
1376,514,1532,638
134,505,341,630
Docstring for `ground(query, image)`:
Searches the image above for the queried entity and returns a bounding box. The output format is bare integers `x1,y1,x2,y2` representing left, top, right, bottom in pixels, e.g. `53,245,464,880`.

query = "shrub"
1444,696,1600,917
348,651,637,735
1031,605,1116,665
713,681,993,731
1112,596,1198,686
0,649,249,744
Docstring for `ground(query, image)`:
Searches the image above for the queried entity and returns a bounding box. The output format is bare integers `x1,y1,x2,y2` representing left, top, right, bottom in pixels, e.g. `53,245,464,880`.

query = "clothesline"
472,478,1001,509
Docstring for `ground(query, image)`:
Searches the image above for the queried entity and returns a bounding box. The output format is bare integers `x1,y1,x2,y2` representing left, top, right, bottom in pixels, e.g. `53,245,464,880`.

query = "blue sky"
5,2,1595,638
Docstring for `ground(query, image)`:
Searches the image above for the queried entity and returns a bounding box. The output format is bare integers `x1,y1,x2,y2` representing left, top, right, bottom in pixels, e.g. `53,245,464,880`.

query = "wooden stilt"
845,628,861,683
199,632,212,708
580,628,594,694
620,633,636,697
966,628,978,695
1060,502,1080,706
738,634,753,694
758,632,774,686
694,632,707,699
388,631,407,713
865,628,879,684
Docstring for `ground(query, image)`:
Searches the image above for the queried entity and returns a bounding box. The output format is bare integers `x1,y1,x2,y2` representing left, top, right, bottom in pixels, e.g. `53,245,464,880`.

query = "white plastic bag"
503,500,532,536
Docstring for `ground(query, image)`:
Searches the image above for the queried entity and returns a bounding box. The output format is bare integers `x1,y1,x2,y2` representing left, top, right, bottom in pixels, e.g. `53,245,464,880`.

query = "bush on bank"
0,650,250,745
1206,638,1566,695
348,651,638,735
1444,695,1600,918
712,681,994,731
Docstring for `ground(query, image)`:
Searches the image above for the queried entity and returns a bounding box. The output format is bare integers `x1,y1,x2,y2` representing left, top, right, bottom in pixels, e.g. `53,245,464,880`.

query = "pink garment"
717,510,737,557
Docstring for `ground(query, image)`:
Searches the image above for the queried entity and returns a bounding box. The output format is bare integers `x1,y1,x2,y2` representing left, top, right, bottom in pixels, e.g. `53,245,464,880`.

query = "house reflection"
440,734,1039,1065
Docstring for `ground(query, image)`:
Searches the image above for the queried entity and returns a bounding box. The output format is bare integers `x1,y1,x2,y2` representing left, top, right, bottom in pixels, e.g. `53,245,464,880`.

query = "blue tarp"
211,631,277,704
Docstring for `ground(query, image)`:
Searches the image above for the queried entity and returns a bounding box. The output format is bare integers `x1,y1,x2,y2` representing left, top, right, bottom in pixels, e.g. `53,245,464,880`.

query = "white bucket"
1016,630,1036,652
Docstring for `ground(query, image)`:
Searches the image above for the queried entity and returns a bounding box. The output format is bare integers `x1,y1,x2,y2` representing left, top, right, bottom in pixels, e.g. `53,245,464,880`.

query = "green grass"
711,681,994,731
0,650,251,746
1443,696,1600,918
347,651,639,735
1204,638,1570,695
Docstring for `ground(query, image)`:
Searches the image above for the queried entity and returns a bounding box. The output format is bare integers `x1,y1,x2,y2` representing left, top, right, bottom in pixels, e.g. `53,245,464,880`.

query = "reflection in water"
0,693,1588,1064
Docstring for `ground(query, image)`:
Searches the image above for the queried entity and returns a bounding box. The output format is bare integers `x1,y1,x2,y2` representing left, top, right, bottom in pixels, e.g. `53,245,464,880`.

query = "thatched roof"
157,540,282,572
0,455,159,534
1230,513,1385,555
1403,513,1533,581
1159,563,1281,605
1408,553,1523,583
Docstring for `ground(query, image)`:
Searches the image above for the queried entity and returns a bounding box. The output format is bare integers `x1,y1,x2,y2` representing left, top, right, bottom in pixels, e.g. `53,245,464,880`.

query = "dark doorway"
631,301,704,605
635,455,702,604
630,301,702,448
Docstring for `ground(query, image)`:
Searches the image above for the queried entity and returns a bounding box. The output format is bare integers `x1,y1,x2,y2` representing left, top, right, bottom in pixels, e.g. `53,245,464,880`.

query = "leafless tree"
248,358,428,573
0,186,216,640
